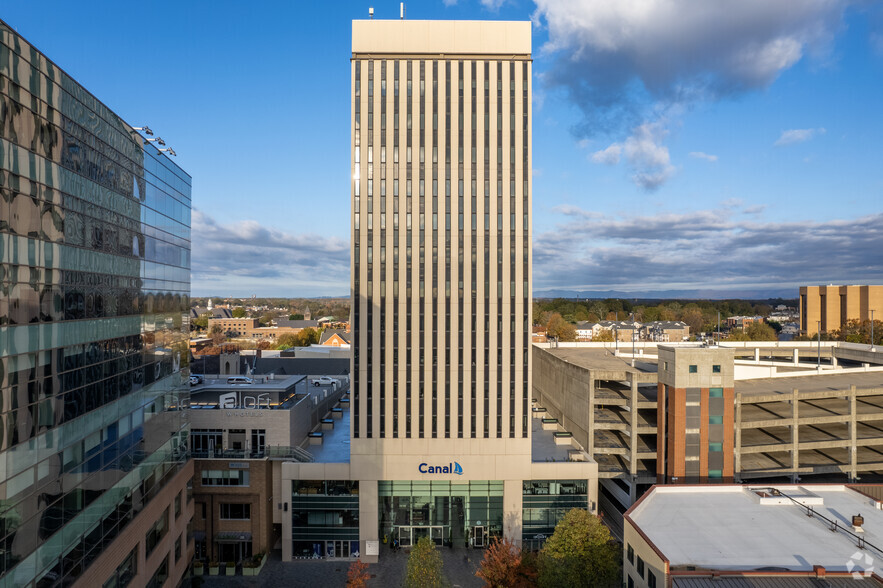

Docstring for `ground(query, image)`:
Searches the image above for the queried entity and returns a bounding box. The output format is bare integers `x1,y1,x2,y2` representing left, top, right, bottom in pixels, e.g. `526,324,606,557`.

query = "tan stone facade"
800,284,883,336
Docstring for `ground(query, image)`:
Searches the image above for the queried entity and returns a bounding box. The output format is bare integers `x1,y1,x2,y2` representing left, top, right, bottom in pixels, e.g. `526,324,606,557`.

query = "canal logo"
419,461,464,475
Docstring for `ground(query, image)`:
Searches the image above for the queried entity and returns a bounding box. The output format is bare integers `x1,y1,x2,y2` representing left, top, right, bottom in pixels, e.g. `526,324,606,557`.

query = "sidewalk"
196,545,486,587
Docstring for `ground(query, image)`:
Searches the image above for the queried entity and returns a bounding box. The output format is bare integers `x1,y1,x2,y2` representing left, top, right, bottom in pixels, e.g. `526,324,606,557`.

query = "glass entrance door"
473,526,486,548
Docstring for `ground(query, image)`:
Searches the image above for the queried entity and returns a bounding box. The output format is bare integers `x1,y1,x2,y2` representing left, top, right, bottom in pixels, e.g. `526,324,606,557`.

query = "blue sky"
5,0,882,297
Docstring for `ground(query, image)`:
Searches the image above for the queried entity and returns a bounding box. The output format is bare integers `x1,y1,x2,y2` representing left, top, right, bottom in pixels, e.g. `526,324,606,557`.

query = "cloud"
532,206,883,292
480,0,506,10
532,0,850,187
442,0,458,6
774,127,826,146
590,121,675,189
191,209,349,296
591,144,621,164
689,151,719,162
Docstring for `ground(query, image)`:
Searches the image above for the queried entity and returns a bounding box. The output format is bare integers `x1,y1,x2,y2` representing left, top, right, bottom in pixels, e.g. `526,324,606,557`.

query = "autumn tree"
476,537,537,588
231,307,247,318
210,325,225,345
538,508,619,588
404,536,447,588
593,330,614,343
832,319,883,345
546,313,577,342
346,559,370,588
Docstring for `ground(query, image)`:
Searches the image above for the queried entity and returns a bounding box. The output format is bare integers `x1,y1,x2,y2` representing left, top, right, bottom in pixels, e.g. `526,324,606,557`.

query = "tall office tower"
0,21,193,588
350,19,541,550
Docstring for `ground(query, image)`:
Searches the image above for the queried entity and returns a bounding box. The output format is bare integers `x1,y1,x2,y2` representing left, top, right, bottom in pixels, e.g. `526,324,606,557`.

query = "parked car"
227,376,255,385
313,376,335,387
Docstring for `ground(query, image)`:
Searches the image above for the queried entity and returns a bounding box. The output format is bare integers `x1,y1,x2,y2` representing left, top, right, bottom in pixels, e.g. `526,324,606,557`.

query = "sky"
4,0,882,298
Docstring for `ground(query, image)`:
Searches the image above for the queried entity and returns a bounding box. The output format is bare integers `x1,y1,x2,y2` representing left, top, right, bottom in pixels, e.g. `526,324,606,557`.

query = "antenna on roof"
401,2,405,19
369,6,374,19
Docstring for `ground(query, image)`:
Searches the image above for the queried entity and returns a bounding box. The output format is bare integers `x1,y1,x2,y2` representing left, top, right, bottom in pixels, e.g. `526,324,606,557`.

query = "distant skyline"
5,1,882,297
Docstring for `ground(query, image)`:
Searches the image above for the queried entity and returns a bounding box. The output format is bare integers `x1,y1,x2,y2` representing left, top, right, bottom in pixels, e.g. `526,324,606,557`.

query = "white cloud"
689,151,719,162
442,0,458,5
191,209,349,296
592,121,675,190
774,127,826,146
532,0,850,186
590,144,621,164
480,0,506,10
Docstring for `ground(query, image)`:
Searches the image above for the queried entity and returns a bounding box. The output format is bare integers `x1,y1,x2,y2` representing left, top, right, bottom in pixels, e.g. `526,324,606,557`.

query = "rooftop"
306,404,351,464
627,485,883,572
736,371,883,398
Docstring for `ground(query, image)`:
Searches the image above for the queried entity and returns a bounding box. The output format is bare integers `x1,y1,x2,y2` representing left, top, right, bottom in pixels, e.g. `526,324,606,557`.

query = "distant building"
641,321,689,342
319,329,350,346
726,315,764,332
800,284,883,336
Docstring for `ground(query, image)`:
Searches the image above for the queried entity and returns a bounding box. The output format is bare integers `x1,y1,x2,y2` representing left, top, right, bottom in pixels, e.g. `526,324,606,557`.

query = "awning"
215,532,252,544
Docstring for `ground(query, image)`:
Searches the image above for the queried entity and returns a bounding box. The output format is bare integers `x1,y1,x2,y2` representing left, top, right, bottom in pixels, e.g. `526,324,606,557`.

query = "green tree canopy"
231,307,247,318
538,508,619,588
404,536,447,588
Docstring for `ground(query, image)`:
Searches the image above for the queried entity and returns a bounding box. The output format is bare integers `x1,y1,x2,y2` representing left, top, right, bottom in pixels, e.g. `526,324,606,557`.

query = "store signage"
220,391,270,410
419,461,463,475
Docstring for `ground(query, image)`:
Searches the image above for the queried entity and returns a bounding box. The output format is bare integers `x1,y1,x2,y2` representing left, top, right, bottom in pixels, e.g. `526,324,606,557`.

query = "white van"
227,376,254,385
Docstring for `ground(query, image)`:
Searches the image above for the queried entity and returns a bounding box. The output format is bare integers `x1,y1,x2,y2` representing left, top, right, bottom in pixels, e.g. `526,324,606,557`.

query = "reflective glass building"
0,21,193,588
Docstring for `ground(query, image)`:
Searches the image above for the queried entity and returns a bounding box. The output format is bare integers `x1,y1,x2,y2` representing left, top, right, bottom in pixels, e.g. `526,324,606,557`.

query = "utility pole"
871,309,876,348
817,320,821,369
717,311,720,345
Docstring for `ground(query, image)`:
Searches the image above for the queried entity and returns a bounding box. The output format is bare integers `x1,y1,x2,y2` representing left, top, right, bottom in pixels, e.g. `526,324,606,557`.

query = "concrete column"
503,480,523,545
849,385,858,481
754,348,760,362
791,389,799,482
734,397,742,479
793,349,799,365
629,375,639,475
832,355,839,367
359,480,379,563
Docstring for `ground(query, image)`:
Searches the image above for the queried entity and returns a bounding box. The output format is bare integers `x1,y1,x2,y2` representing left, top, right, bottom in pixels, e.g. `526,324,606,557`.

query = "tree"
275,333,300,350
289,313,305,320
231,307,246,318
538,508,619,588
404,536,447,588
744,321,777,341
546,313,577,342
476,537,537,588
593,330,614,343
193,312,212,330
346,559,370,588
210,325,225,345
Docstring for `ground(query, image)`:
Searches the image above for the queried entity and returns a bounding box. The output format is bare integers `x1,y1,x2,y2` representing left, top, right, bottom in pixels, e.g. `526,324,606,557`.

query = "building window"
628,575,634,588
103,546,137,588
175,493,181,519
174,534,182,562
649,571,657,588
713,364,721,373
627,544,634,564
145,555,169,588
220,503,252,520
689,365,698,373
709,415,723,425
709,442,723,452
709,469,723,478
202,470,250,487
637,556,645,578
145,508,169,557
663,361,668,371
709,387,724,398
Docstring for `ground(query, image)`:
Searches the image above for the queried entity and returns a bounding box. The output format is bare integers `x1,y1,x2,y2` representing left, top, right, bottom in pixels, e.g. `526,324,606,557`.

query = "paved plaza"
197,546,486,588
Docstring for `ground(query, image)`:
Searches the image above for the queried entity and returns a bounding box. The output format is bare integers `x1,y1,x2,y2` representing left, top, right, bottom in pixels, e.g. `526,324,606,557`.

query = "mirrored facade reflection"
0,20,192,588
